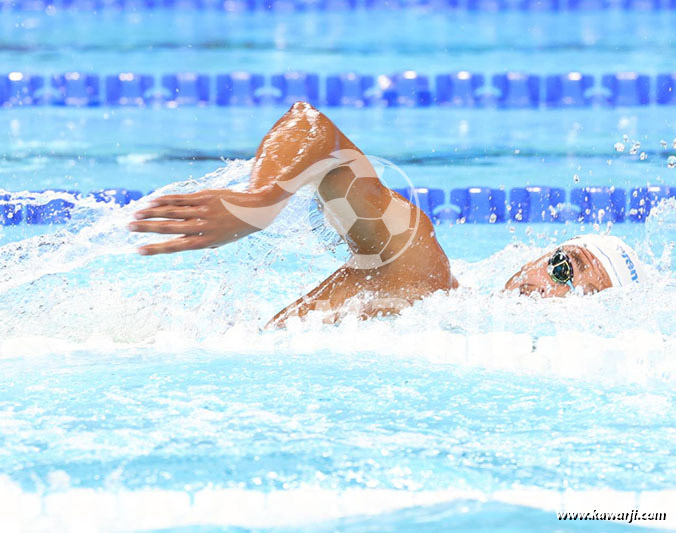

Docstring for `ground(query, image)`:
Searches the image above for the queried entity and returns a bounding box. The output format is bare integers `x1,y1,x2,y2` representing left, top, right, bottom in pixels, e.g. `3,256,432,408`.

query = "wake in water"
1,161,675,385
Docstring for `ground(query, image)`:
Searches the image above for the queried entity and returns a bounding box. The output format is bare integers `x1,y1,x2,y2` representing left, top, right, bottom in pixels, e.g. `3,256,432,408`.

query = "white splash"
0,475,673,532
1,162,675,387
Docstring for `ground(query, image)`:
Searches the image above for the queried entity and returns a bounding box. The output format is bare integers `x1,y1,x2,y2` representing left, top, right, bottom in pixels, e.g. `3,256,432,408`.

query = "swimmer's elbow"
288,101,322,120
287,102,336,133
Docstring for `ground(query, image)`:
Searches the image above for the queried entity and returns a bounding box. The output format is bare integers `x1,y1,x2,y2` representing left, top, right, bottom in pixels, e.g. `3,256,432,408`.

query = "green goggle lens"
548,248,574,285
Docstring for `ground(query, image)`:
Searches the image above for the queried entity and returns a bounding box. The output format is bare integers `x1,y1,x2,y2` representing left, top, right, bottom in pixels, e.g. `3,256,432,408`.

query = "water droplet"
640,152,647,160
660,140,668,149
614,142,624,152
489,213,497,223
629,141,640,155
673,138,676,149
623,134,629,143
525,226,533,236
668,156,676,169
573,174,580,182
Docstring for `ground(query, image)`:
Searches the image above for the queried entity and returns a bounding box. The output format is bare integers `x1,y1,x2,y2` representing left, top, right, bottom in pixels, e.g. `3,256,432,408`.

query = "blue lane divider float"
1,189,143,225
3,71,676,108
162,73,210,107
450,187,507,223
545,72,595,107
52,73,100,106
493,72,540,108
657,73,676,105
24,190,79,224
393,186,446,216
0,194,23,225
628,185,675,221
91,188,144,205
379,72,433,107
570,186,627,223
436,72,485,107
510,186,565,222
105,73,155,106
2,0,675,10
271,72,320,106
326,73,375,107
3,185,675,225
216,73,265,106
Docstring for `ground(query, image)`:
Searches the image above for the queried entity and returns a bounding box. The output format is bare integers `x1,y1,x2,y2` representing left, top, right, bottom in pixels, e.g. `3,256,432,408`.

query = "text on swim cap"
619,248,639,282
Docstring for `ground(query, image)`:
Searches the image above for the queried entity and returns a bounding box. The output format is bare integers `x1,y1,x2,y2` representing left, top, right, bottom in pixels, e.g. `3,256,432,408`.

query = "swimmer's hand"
129,188,281,256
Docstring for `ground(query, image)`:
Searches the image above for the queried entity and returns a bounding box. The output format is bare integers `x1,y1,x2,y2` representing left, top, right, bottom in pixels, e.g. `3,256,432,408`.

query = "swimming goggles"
547,248,575,290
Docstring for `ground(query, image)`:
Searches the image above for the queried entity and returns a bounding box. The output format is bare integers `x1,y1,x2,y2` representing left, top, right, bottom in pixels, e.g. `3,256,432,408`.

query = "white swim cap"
562,234,646,287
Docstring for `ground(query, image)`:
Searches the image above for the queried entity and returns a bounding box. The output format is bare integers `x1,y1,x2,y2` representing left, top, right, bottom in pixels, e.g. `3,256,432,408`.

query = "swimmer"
129,102,646,326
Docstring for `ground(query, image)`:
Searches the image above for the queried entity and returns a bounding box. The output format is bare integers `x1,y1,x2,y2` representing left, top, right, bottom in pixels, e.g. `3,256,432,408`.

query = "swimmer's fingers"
133,205,205,221
129,219,206,235
137,236,206,256
146,192,210,207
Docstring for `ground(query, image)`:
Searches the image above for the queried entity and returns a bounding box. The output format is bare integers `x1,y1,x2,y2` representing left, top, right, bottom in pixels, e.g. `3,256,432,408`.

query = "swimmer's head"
504,235,645,298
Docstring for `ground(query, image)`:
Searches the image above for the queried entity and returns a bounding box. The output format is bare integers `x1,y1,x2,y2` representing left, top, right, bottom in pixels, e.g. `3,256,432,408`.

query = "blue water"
2,10,676,74
1,6,676,533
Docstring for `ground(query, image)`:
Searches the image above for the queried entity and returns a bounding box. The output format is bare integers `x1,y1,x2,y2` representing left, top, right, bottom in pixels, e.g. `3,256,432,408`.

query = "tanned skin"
129,102,613,325
130,102,455,326
504,245,612,297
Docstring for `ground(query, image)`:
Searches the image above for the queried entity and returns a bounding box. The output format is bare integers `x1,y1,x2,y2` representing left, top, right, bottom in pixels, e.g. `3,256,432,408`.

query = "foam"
2,320,674,387
0,475,673,531
2,169,676,533
1,162,675,389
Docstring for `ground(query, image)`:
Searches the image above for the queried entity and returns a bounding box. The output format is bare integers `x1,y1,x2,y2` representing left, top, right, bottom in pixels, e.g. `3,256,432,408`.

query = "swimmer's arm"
130,102,393,256
266,213,456,329
266,271,416,328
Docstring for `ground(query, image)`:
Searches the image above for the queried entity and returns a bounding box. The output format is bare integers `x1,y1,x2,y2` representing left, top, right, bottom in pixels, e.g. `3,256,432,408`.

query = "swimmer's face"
504,245,613,297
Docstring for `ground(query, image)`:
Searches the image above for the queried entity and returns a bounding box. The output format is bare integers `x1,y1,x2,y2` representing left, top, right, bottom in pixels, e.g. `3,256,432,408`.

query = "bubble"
629,141,640,155
660,140,668,149
573,174,580,183
623,134,629,143
640,152,647,161
614,142,624,152
668,156,676,169
489,213,497,223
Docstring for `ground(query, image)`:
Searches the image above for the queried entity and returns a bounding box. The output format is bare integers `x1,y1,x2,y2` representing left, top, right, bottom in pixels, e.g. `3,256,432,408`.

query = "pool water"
2,10,676,74
1,6,676,533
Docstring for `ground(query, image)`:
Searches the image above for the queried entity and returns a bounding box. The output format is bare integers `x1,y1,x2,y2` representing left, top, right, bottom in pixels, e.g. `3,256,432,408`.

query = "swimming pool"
1,6,676,532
